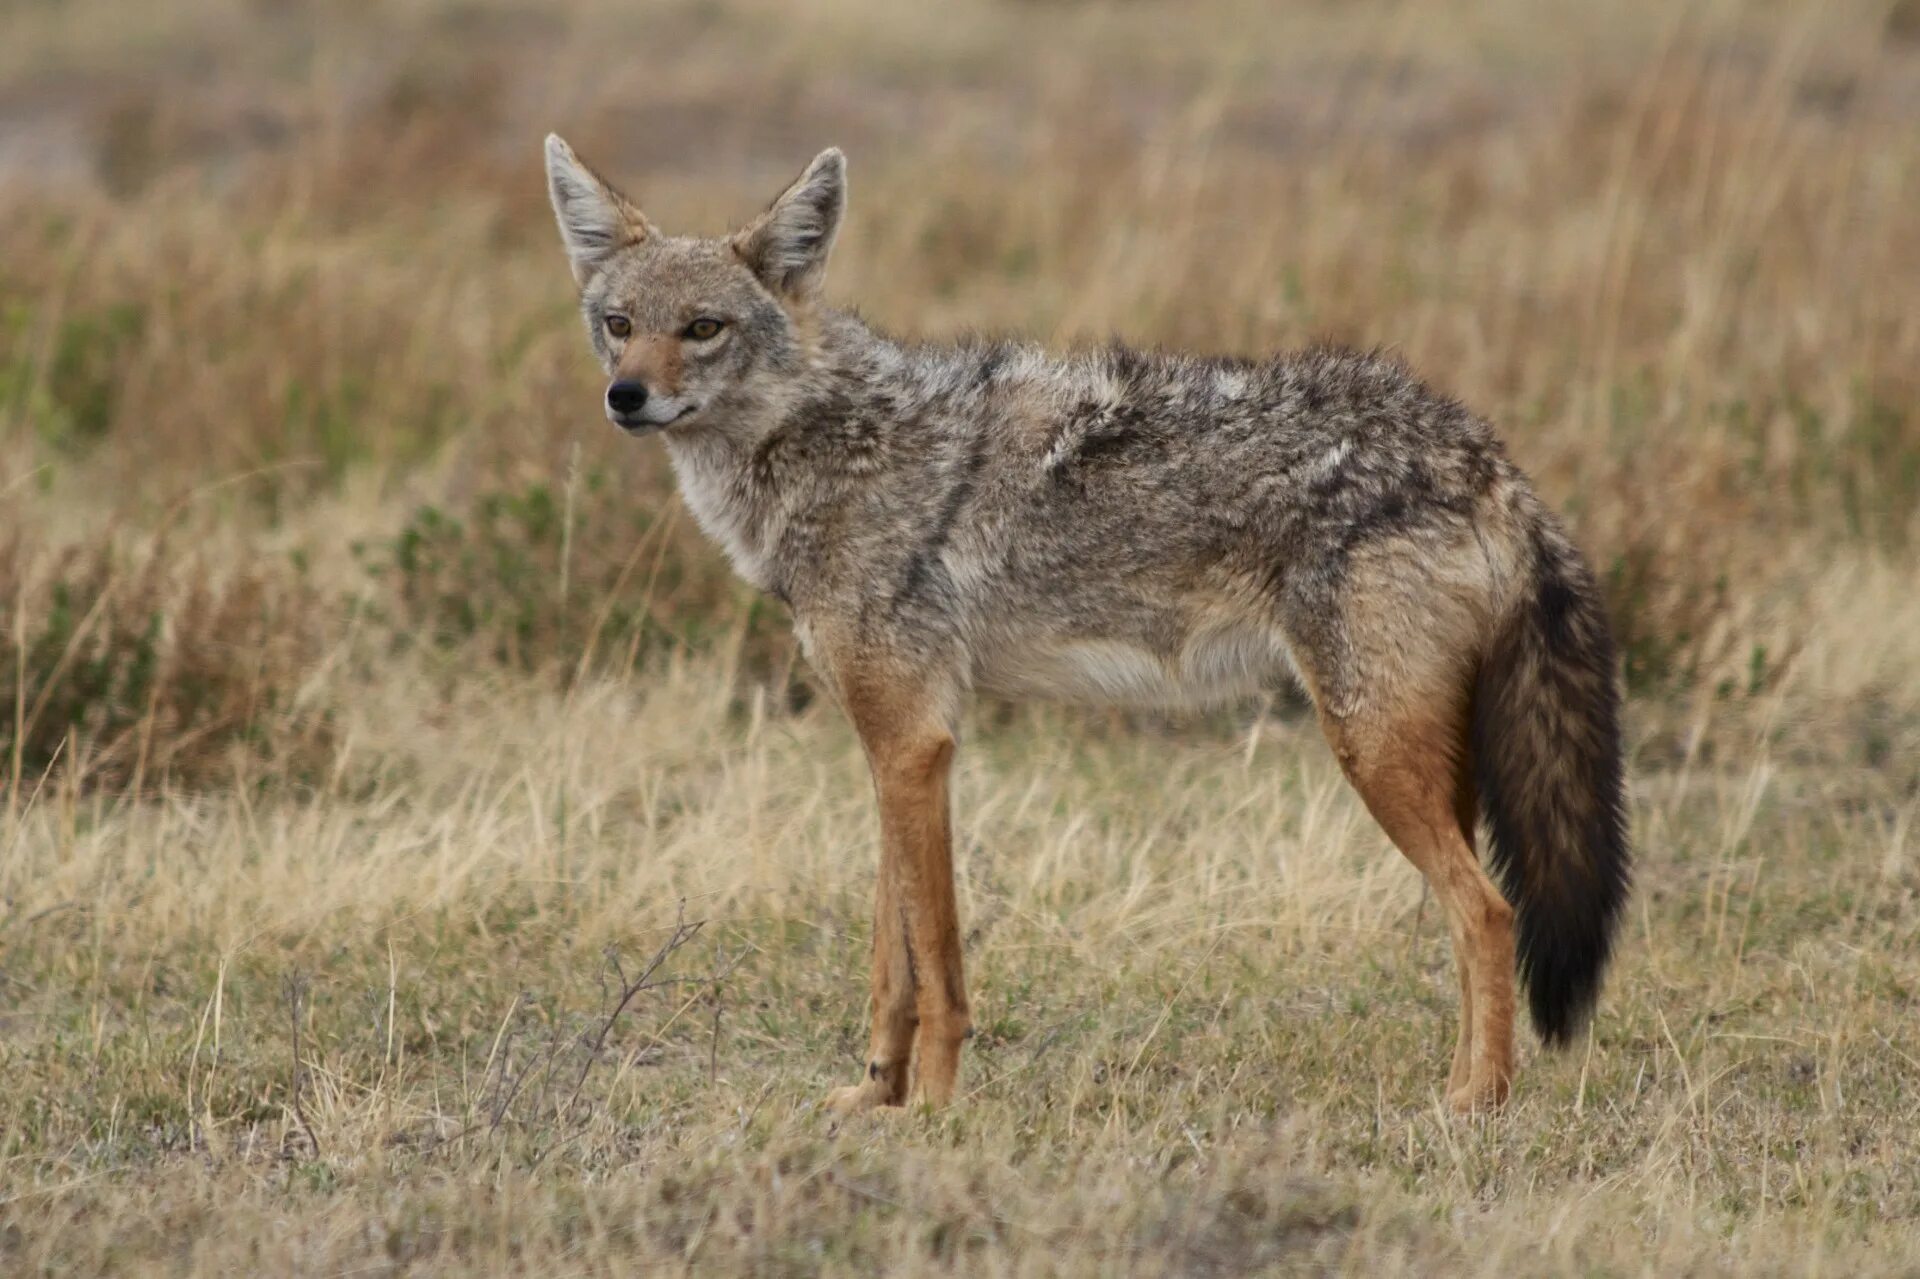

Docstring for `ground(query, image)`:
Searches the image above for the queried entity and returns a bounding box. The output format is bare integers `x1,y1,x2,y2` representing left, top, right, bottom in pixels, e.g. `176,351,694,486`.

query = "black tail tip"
1529,995,1591,1050
1521,937,1608,1049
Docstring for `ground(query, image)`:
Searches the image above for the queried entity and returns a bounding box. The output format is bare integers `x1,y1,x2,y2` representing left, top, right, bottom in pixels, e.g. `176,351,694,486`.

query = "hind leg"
1447,762,1481,1097
1279,527,1517,1110
1321,706,1516,1113
1445,906,1477,1099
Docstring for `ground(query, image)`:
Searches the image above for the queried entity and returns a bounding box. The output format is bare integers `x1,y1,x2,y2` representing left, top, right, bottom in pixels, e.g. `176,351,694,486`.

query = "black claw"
868,1061,883,1080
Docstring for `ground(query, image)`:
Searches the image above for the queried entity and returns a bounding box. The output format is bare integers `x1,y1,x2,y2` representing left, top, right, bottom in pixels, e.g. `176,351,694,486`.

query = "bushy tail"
1471,519,1631,1046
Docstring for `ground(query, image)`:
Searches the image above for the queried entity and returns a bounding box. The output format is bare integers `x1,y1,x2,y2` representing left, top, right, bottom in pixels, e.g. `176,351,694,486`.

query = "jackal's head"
543,135,845,438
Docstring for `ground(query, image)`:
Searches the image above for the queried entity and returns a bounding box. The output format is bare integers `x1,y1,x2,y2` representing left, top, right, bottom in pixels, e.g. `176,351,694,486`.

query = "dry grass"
2,0,1918,1273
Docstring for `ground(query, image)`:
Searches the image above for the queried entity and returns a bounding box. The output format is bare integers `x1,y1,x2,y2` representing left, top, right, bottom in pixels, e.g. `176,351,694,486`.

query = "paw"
823,1077,902,1128
1445,1077,1511,1116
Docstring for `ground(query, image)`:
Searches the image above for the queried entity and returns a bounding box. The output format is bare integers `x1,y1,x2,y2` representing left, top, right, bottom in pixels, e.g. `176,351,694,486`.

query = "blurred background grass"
4,0,1916,790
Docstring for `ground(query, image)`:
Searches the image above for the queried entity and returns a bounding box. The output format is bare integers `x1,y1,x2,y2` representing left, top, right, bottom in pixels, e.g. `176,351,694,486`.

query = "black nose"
606,381,649,415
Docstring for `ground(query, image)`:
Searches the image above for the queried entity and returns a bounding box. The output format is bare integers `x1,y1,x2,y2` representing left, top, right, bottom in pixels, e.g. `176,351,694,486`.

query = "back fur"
1471,511,1631,1046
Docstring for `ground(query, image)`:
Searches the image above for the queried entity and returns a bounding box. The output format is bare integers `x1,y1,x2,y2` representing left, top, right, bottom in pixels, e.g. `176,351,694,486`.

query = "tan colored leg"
1445,913,1477,1098
1324,712,1515,1114
1446,760,1481,1097
881,735,970,1105
825,849,916,1116
823,666,970,1117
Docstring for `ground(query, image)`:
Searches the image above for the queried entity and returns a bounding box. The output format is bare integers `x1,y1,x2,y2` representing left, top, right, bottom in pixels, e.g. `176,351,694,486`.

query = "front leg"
825,835,917,1115
882,730,971,1105
824,661,971,1116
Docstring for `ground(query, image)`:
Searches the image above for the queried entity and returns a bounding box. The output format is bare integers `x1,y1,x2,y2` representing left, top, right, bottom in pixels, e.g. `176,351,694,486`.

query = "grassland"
3,0,1919,1272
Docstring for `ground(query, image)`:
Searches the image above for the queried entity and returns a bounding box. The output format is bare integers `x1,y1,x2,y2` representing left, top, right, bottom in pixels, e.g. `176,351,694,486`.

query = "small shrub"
1603,545,1714,695
0,298,147,452
354,473,795,682
0,535,334,792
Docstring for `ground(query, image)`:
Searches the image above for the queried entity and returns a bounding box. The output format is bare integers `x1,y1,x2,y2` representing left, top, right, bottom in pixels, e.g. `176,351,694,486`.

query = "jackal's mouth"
609,402,698,435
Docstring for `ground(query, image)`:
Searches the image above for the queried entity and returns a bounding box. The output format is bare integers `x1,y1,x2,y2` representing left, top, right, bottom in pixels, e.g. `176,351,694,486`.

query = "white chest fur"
664,436,777,592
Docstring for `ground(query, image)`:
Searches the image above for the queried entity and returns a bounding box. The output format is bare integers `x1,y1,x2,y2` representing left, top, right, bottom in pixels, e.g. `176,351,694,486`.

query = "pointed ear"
544,134,654,284
733,148,846,300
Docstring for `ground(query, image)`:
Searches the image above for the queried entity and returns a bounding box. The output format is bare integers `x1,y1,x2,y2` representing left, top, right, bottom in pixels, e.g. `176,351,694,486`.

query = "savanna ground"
2,0,1919,1272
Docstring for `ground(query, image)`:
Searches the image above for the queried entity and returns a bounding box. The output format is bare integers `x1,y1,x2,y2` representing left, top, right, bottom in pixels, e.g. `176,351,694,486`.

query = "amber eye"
684,317,725,342
604,314,631,339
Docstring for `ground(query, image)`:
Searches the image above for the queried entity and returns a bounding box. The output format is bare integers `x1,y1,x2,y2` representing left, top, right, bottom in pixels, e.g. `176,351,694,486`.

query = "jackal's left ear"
545,134,655,285
734,148,846,301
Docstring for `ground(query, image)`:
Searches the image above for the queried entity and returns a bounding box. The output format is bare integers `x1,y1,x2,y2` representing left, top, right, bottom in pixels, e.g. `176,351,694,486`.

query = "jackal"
543,137,1630,1116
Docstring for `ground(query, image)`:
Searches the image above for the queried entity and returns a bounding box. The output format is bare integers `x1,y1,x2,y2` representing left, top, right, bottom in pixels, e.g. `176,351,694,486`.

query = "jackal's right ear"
544,134,654,285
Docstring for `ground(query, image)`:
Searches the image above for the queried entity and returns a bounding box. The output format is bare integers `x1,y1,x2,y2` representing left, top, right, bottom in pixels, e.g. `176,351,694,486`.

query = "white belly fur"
975,622,1299,709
